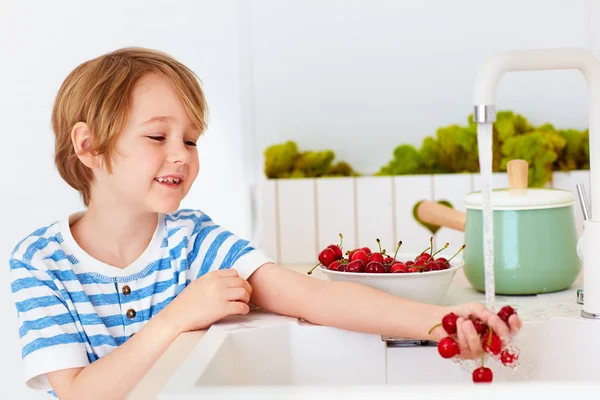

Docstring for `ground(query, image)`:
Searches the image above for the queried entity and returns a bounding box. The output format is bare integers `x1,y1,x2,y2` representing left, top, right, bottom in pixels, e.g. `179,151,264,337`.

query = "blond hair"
51,47,208,206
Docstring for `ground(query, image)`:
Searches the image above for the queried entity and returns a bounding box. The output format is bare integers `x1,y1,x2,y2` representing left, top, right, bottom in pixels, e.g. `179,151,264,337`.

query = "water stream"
477,122,496,312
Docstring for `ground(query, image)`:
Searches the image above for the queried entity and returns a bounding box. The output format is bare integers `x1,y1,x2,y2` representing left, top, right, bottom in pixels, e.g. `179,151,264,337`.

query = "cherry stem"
307,262,320,275
487,327,494,347
338,233,344,249
429,236,434,255
418,246,431,256
481,352,485,367
428,323,442,335
428,243,449,261
448,244,467,262
376,238,382,253
392,241,403,260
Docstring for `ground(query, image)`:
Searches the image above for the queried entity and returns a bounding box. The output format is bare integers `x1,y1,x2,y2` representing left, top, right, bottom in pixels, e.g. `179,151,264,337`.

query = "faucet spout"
472,47,600,318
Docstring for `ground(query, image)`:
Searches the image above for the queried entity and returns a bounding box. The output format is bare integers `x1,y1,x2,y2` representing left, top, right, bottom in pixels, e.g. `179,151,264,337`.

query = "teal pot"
462,188,581,295
416,188,581,295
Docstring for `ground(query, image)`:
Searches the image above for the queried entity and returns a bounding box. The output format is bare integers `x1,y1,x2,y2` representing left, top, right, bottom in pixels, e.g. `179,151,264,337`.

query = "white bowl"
318,252,463,305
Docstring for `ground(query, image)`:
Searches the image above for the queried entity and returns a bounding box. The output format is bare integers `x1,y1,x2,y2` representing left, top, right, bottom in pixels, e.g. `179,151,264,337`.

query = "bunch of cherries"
431,305,520,383
308,234,465,275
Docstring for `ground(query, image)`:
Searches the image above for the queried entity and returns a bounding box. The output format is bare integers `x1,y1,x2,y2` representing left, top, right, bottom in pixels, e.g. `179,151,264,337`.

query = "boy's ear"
71,122,101,169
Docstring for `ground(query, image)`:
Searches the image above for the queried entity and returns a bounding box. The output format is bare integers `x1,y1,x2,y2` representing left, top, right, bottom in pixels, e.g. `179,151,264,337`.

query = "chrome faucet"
471,48,600,319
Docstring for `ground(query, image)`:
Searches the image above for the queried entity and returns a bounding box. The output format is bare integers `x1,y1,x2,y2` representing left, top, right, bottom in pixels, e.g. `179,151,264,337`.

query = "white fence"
256,170,591,266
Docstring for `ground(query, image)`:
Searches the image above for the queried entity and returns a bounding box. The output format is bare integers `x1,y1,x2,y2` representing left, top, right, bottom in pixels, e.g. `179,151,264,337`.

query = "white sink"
388,317,600,384
158,313,600,399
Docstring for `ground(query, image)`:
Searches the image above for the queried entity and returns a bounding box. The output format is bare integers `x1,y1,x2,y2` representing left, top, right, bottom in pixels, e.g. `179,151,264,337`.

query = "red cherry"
350,250,369,264
500,349,519,367
328,260,340,271
482,331,502,355
405,260,414,267
384,256,394,264
416,253,430,262
471,319,488,336
318,248,336,266
472,367,493,383
426,261,442,271
345,259,365,273
441,312,459,335
327,244,343,260
497,305,516,323
436,257,448,263
414,259,425,267
368,252,384,263
408,267,420,273
390,262,409,273
346,248,362,259
365,261,386,273
361,247,372,255
437,337,460,359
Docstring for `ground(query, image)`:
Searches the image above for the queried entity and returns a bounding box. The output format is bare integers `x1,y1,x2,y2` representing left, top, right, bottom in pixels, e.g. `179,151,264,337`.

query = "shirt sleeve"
9,258,90,391
186,213,274,281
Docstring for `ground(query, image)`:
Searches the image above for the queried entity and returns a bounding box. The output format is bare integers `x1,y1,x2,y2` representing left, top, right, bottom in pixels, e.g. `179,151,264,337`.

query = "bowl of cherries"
307,235,465,305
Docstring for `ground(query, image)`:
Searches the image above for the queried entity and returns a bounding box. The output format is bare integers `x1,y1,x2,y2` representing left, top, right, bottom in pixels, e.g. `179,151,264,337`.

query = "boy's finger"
216,268,240,277
227,301,250,315
227,287,251,303
508,314,522,333
223,277,249,289
455,318,470,356
486,314,510,339
462,320,483,357
243,280,253,296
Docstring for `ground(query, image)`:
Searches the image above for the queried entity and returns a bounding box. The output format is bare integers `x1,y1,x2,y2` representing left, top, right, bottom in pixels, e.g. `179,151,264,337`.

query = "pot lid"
465,159,574,210
465,188,574,210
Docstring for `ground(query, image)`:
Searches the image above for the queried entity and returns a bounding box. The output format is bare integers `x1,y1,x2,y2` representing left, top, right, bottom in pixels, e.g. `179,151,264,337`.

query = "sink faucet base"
581,310,600,319
581,219,600,317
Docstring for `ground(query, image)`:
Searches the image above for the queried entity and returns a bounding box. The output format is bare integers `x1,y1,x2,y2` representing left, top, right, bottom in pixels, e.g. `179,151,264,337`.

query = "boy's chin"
151,199,182,214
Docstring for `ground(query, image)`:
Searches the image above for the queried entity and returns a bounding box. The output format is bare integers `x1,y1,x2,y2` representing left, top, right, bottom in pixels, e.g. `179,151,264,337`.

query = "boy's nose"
167,143,191,164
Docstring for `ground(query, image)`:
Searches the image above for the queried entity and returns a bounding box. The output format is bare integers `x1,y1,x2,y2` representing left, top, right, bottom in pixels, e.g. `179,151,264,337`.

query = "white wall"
249,0,595,175
1,0,599,399
0,1,249,398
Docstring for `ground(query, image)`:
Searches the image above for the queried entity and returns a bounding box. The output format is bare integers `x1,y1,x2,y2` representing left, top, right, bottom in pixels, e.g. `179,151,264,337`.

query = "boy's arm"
248,263,516,344
248,263,449,341
46,311,178,400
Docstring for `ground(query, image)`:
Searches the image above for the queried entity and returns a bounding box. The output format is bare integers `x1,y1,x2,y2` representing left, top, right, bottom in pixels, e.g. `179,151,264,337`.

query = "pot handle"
416,201,467,232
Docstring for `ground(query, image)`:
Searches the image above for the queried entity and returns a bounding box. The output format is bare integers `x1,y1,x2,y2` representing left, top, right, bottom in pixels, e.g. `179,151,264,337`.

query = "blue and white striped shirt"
9,209,272,394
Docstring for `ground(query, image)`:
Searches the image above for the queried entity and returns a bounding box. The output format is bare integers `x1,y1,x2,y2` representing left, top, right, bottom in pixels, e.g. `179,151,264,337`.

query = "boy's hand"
162,269,252,334
435,302,523,359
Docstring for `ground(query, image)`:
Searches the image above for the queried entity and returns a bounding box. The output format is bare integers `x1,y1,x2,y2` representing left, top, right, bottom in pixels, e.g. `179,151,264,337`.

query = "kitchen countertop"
127,264,585,399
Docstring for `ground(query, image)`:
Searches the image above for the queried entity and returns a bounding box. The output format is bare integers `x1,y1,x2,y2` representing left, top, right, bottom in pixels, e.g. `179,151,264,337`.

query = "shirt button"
126,309,136,319
122,285,131,295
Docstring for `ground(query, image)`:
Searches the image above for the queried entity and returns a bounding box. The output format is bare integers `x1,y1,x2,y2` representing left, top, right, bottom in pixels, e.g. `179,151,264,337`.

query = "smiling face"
92,73,201,214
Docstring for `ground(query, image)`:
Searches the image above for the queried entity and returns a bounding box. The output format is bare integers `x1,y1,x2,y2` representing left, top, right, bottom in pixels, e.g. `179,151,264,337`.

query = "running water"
477,122,495,312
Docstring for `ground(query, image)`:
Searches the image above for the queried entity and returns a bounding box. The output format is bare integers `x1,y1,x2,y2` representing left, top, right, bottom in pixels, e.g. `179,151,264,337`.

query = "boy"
9,47,521,399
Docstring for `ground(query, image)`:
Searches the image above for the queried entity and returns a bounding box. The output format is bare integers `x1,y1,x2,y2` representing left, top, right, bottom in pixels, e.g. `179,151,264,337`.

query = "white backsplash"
257,171,590,265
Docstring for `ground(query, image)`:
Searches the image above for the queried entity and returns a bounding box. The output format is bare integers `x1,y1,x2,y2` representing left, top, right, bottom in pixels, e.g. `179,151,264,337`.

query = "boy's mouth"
154,176,182,187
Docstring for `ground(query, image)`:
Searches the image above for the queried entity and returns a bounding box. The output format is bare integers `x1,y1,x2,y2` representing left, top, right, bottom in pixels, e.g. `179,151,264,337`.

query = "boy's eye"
185,141,197,147
147,136,165,142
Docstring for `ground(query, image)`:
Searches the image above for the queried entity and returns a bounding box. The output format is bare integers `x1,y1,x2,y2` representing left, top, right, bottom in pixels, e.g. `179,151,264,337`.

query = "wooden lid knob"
507,159,528,190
